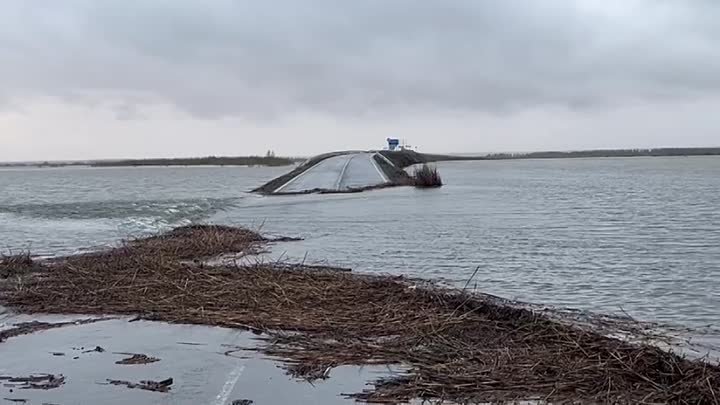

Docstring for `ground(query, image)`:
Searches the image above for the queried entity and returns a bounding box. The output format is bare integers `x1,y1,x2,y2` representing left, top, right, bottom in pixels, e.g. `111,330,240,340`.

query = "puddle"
0,314,403,405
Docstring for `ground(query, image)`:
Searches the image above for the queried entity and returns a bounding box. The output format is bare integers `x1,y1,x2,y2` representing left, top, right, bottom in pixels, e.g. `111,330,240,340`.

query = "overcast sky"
1,0,719,161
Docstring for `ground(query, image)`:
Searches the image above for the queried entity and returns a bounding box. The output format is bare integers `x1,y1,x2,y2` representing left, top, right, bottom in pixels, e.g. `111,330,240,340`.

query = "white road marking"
335,154,356,190
276,152,388,193
375,152,397,168
370,153,390,183
275,158,331,193
212,363,246,405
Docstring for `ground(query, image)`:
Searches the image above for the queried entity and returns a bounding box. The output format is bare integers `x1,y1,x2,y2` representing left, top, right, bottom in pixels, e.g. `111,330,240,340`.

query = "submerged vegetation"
1,224,719,403
413,164,443,188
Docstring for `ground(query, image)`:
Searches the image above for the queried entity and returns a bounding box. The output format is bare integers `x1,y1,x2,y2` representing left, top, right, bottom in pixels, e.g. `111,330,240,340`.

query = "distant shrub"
413,164,443,188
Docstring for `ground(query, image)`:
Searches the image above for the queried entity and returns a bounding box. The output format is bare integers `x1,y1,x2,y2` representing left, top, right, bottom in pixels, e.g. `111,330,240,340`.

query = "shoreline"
379,147,720,168
0,156,299,169
4,147,720,169
2,224,719,403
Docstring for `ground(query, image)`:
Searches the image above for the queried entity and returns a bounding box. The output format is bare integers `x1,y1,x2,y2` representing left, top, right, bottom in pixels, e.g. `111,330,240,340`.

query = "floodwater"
0,312,400,404
1,157,719,333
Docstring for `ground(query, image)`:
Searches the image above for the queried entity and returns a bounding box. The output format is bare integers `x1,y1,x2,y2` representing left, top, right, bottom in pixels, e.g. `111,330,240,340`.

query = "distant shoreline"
382,147,720,168
2,147,720,168
470,147,720,161
0,155,300,168
91,156,298,168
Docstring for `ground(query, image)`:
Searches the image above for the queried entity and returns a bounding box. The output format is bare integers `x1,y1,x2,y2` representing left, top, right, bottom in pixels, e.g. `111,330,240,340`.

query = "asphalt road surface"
0,311,400,405
276,152,388,193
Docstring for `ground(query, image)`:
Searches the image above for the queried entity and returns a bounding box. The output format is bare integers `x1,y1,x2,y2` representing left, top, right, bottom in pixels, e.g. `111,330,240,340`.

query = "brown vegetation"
1,225,719,403
122,224,269,259
105,378,173,392
115,354,160,365
0,251,36,279
413,164,443,188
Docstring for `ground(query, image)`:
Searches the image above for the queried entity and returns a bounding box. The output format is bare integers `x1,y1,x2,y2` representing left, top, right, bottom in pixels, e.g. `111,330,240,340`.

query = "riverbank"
1,225,719,403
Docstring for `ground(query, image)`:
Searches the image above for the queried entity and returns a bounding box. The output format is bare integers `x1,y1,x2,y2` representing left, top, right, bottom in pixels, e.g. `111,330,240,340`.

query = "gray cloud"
2,0,720,119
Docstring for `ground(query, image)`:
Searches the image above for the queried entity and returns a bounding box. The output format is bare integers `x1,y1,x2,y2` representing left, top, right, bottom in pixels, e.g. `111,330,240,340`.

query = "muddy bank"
1,225,719,403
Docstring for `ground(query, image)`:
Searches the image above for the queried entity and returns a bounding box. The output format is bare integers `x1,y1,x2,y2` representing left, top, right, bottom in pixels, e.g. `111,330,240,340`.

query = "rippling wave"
0,197,238,222
1,160,719,338
0,197,241,240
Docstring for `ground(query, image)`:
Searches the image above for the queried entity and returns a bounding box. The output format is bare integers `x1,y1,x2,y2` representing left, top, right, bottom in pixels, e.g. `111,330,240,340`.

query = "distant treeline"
91,155,296,167
0,161,90,168
484,148,720,160
5,147,720,169
1,154,298,168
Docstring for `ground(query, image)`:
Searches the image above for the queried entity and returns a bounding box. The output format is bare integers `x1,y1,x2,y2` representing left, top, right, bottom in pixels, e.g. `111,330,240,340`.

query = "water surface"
1,157,719,331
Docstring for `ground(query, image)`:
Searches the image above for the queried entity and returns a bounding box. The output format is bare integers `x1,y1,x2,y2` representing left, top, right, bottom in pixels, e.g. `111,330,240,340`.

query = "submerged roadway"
275,152,390,193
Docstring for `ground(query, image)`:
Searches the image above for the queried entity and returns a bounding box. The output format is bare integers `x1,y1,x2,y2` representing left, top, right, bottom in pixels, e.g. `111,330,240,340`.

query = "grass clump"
0,251,36,279
413,164,443,188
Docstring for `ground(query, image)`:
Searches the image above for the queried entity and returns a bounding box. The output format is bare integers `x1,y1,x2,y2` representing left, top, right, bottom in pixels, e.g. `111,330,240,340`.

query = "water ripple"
1,159,719,336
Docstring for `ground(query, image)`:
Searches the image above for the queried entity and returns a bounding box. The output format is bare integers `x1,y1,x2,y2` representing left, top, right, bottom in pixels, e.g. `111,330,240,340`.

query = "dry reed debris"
1,225,718,403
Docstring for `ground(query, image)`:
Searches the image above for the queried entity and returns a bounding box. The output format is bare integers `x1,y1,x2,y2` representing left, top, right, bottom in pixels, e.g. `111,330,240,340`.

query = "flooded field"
1,156,719,331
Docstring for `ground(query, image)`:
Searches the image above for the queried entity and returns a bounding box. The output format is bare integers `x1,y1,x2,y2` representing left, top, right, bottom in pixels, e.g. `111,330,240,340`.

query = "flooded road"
0,312,399,404
1,156,719,333
276,152,387,193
